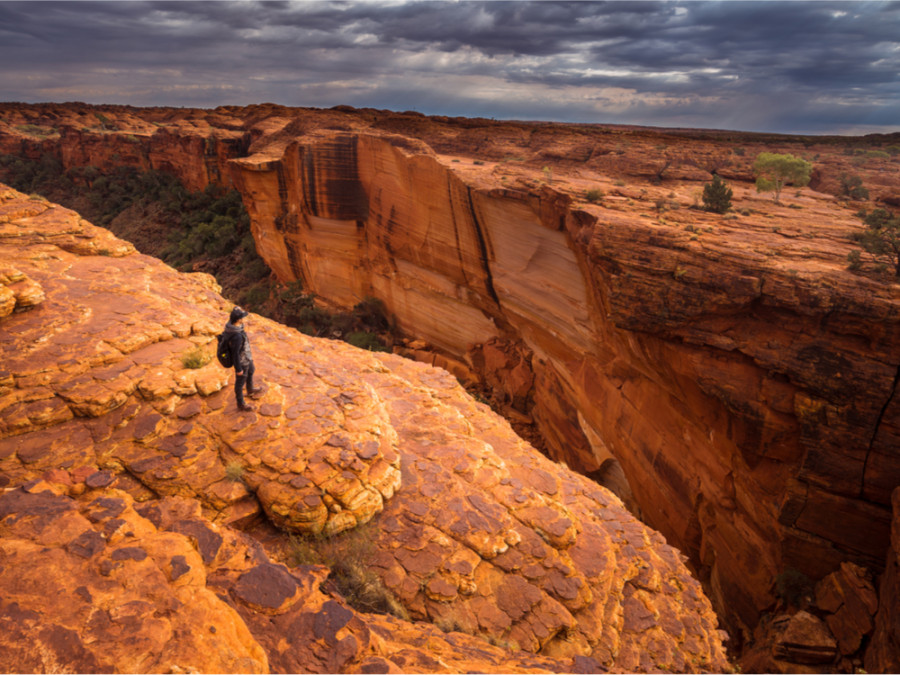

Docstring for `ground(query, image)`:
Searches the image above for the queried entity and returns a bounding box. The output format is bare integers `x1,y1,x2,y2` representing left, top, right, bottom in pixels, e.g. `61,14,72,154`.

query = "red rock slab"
0,186,402,537
0,486,269,673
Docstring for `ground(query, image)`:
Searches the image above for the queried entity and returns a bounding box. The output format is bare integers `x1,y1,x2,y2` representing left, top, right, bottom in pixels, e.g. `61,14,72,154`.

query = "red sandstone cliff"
2,102,899,668
0,185,729,672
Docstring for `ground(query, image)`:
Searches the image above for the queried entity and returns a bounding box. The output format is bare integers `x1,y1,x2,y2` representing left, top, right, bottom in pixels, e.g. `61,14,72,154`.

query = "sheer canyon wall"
228,131,900,638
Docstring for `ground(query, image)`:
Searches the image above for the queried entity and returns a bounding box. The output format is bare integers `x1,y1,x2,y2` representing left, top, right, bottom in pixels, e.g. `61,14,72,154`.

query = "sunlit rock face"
0,186,729,673
230,126,900,639
2,102,899,650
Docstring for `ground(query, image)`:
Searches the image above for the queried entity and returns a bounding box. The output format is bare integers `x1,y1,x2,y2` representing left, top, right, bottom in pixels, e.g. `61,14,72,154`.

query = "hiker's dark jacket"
223,322,252,371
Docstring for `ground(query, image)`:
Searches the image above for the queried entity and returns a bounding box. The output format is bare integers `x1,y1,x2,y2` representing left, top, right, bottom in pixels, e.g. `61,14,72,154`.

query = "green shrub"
840,173,869,200
847,249,862,271
346,331,389,352
585,189,604,204
239,282,271,310
702,174,733,214
851,208,900,276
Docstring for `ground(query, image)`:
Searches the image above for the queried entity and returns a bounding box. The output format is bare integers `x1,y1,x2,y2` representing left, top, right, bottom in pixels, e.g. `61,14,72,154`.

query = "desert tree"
851,208,900,276
753,152,812,203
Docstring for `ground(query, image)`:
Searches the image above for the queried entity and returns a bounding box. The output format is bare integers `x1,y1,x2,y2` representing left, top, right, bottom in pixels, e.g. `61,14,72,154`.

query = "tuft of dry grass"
288,522,408,620
181,345,211,369
224,461,245,482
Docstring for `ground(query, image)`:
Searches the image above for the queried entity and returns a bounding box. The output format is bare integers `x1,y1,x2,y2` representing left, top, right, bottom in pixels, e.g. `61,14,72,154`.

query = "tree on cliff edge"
852,208,900,276
753,152,812,203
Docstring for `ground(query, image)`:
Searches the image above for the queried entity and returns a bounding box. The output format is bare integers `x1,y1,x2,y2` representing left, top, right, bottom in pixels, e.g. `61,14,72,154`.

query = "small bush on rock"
585,189,604,204
702,174,733,214
851,208,900,276
181,345,211,369
839,173,869,201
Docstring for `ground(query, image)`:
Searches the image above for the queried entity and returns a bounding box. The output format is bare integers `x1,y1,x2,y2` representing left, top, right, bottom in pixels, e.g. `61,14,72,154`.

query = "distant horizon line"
3,98,900,140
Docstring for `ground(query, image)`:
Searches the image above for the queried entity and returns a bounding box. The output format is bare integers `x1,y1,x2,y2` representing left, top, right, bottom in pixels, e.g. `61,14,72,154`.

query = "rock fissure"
862,362,900,496
465,185,501,309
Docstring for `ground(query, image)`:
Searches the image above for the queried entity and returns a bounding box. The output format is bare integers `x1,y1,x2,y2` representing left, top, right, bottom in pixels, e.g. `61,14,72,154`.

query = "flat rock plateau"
1,102,899,673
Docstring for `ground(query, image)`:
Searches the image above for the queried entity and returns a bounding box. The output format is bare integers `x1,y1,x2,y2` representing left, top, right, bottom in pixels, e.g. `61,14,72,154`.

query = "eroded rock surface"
0,185,729,672
0,483,583,674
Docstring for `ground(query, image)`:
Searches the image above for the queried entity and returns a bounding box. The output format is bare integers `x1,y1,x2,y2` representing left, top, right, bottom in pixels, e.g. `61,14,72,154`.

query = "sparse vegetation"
16,124,57,137
541,166,553,183
0,154,271,304
839,173,869,201
277,291,393,350
346,331,390,352
701,174,733,214
850,208,900,276
180,345,211,369
585,188,604,204
753,152,812,203
287,522,408,620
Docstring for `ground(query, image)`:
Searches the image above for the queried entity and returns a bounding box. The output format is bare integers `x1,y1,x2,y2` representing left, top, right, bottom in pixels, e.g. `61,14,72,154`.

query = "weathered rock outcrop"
0,185,729,672
2,102,898,658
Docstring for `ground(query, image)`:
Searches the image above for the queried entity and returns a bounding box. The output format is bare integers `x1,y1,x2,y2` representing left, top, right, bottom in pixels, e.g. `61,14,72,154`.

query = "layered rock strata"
2,102,898,650
227,128,900,642
0,185,730,672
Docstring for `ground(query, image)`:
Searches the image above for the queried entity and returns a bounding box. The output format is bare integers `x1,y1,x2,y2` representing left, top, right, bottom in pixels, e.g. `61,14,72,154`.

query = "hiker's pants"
234,361,255,406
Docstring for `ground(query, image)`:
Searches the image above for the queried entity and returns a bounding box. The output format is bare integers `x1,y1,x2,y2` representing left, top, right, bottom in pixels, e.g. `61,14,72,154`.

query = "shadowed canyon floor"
0,185,730,672
2,102,900,672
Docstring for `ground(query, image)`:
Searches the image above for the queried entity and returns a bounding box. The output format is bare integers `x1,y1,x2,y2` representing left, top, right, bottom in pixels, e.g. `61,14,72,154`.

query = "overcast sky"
1,1,898,135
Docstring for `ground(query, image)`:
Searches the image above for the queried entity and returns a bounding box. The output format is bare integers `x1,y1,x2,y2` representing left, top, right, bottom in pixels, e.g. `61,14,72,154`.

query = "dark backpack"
216,332,234,368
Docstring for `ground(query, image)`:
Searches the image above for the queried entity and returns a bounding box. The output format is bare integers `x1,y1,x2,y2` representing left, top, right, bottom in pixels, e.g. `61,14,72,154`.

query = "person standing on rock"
224,306,262,411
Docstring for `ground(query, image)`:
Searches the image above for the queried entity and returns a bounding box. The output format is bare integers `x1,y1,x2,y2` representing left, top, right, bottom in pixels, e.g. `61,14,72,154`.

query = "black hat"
229,306,249,324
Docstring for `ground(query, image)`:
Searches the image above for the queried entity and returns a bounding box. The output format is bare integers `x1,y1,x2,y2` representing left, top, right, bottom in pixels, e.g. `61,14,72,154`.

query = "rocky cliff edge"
0,185,730,673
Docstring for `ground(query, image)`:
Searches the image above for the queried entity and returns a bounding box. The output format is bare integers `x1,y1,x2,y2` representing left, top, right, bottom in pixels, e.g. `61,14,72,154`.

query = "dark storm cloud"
0,1,897,134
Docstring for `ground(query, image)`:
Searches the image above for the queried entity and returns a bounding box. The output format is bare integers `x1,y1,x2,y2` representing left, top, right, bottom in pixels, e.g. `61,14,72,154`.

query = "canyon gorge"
1,102,899,672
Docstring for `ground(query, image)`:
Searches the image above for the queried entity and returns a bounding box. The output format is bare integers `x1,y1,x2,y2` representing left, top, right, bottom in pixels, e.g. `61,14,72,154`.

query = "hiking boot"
238,403,254,412
249,387,265,399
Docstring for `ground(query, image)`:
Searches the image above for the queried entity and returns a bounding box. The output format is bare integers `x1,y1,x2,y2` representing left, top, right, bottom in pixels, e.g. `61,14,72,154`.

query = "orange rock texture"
0,184,730,672
1,101,898,658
